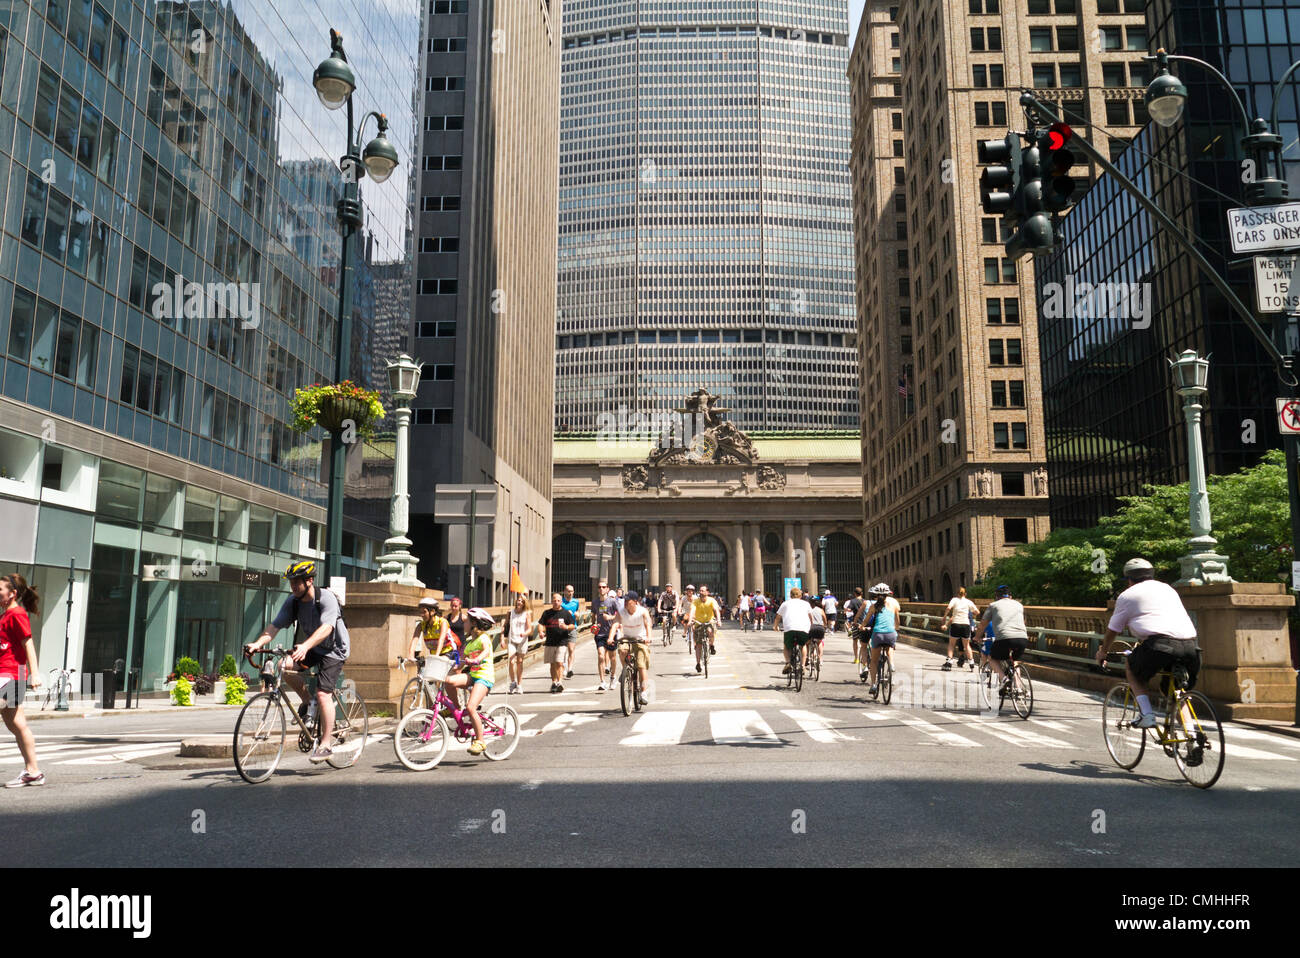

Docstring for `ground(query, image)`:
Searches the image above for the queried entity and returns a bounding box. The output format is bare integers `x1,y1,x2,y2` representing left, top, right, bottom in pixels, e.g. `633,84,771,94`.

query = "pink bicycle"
392,653,520,770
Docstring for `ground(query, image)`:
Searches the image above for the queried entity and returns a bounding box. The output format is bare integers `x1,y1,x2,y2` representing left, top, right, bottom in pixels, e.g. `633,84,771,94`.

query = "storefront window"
85,542,135,679
143,473,181,529
96,460,142,521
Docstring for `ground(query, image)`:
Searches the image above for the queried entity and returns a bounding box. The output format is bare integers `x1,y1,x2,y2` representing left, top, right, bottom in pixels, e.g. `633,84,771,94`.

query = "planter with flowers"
290,381,386,439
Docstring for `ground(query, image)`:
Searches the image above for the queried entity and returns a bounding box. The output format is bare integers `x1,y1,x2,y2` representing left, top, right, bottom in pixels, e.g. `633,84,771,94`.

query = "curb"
25,701,245,721
181,717,398,759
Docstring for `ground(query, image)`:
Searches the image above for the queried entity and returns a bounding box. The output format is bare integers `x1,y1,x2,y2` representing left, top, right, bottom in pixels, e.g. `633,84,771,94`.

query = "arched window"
680,533,728,600
823,532,864,599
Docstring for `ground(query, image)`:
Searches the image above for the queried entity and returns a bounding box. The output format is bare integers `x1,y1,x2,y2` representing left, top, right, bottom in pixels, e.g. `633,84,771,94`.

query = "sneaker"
5,771,45,787
566,670,574,680
555,683,564,693
467,739,487,756
968,661,976,671
695,663,702,673
941,659,954,671
1132,713,1159,729
709,645,716,655
782,665,792,675
597,683,606,692
859,670,869,681
869,685,878,696
308,746,333,764
638,692,649,705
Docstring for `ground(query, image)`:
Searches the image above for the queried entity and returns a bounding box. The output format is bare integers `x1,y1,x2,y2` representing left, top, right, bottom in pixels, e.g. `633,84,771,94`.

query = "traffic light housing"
1040,122,1077,214
978,135,1021,219
1004,137,1054,259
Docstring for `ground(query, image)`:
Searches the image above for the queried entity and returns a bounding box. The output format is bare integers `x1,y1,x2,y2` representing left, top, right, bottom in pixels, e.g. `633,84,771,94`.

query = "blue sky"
850,0,865,38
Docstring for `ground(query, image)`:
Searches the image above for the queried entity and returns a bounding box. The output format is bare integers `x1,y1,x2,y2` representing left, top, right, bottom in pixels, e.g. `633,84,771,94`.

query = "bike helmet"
284,559,316,580
995,584,1013,598
685,584,695,590
418,596,441,610
466,607,496,631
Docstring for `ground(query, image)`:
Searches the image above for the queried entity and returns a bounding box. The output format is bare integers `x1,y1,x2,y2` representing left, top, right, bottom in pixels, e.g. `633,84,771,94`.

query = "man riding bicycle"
610,591,654,705
245,560,350,764
687,585,721,672
676,585,696,635
657,585,678,636
973,584,1028,694
1094,557,1199,729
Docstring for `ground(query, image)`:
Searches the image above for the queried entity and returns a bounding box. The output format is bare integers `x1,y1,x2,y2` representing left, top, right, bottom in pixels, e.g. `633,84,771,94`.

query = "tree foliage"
979,451,1290,606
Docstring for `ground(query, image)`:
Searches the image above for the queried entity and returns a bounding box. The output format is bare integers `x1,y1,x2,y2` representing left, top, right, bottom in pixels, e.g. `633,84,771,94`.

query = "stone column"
648,522,661,587
783,523,796,584
664,522,678,588
731,525,745,597
801,524,817,595
748,523,763,593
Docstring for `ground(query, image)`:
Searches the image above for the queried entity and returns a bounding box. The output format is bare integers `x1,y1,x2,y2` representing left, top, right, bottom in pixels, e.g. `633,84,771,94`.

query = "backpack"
292,587,348,656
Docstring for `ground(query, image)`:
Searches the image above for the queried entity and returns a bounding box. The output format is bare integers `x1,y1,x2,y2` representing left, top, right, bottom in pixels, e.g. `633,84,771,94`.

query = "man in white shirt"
1095,557,1199,728
822,589,839,632
940,587,981,671
774,587,814,675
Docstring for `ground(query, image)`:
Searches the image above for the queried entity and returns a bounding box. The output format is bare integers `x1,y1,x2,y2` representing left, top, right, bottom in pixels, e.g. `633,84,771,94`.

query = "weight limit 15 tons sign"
1254,254,1300,312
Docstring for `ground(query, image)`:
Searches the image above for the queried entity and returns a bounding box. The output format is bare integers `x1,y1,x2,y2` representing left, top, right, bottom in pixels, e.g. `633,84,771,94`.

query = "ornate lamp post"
817,536,828,595
613,536,624,591
374,354,423,586
312,29,399,583
1169,350,1233,586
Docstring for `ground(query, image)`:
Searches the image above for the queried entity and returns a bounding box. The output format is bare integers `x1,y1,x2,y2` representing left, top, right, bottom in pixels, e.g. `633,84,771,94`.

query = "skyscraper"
849,0,1147,598
0,0,416,688
407,0,561,604
554,1,857,434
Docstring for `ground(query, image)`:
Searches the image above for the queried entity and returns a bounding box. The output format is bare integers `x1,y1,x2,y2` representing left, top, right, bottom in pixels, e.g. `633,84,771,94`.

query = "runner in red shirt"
0,573,43,787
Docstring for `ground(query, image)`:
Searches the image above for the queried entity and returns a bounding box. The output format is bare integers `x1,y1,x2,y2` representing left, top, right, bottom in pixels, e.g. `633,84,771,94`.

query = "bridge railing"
896,611,1126,670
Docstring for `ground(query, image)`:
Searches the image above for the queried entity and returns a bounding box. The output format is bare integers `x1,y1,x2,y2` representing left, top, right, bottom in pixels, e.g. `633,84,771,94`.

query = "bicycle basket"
421,656,453,682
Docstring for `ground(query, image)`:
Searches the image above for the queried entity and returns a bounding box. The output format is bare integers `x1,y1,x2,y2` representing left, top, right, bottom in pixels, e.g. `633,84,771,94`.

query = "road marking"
861,711,891,721
709,709,780,745
1222,726,1300,750
1223,741,1295,761
619,711,690,746
1028,718,1071,731
536,713,601,736
780,709,855,743
894,712,981,747
688,698,781,705
670,685,740,692
942,713,1072,748
56,743,182,765
515,713,538,727
512,699,600,709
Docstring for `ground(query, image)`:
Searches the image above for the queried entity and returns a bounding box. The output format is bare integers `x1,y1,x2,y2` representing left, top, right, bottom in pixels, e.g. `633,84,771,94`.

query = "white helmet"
1123,557,1154,577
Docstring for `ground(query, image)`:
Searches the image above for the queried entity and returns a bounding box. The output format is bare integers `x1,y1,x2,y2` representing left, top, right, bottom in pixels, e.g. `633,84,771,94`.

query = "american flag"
898,375,908,397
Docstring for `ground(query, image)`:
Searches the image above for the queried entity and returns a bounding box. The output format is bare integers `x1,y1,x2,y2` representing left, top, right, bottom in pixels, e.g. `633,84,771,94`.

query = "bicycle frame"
413,672,507,740
260,652,348,738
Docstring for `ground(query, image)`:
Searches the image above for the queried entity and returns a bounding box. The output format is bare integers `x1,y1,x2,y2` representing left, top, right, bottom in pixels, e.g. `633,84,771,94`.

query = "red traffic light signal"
1046,122,1072,151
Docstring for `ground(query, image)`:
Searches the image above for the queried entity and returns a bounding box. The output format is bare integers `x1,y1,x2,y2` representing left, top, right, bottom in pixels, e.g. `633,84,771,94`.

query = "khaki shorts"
543,645,568,665
620,640,650,670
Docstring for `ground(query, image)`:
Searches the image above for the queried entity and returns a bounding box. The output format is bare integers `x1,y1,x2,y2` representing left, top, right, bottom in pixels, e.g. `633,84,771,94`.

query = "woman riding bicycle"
440,608,498,756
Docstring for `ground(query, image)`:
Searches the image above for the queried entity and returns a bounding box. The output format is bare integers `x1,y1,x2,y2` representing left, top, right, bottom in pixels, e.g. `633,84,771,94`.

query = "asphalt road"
6,622,1299,867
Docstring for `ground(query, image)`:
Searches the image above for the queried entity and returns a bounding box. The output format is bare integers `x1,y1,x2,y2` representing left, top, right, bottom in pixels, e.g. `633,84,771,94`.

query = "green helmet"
284,560,316,581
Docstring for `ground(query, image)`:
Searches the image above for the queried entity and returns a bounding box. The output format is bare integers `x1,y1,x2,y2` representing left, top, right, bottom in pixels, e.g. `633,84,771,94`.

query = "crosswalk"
501,704,1300,761
0,739,181,767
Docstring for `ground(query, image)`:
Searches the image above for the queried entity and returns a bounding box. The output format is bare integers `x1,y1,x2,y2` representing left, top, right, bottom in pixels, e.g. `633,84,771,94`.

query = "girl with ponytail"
0,573,43,786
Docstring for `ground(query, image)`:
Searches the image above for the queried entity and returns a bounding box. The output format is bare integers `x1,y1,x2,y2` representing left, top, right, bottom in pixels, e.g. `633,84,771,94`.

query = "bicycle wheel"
702,633,710,679
394,708,449,771
398,676,431,717
1011,663,1033,718
794,651,804,692
880,654,893,705
620,665,634,716
632,666,642,713
1101,683,1146,770
1171,691,1225,789
233,692,287,784
811,648,821,682
326,685,369,769
483,704,520,760
978,662,997,711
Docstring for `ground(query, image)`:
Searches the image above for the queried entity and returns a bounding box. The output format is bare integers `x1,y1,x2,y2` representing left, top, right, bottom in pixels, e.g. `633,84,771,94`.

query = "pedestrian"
444,595,469,654
592,579,620,689
1,573,43,787
539,593,576,693
561,585,580,681
506,595,532,693
940,587,981,671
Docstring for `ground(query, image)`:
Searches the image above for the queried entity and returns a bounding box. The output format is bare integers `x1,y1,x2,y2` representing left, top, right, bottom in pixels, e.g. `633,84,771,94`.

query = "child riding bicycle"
438,608,498,755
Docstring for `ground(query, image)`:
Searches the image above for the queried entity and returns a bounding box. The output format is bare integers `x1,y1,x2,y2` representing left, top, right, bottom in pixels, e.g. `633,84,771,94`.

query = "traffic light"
1040,121,1077,215
978,134,1021,219
1005,137,1053,260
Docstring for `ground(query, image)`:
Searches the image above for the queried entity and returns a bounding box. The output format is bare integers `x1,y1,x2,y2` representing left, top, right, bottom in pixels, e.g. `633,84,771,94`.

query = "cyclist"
940,587,981,671
845,587,867,665
775,587,813,675
808,594,827,660
822,589,839,633
609,591,653,705
973,585,1029,695
409,597,451,661
676,585,696,641
687,585,722,672
246,561,350,764
753,590,767,630
1094,558,1199,729
863,583,901,695
441,607,498,755
657,585,678,639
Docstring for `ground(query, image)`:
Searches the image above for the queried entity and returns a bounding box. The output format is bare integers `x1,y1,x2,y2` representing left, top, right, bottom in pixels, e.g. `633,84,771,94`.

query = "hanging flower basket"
290,381,386,439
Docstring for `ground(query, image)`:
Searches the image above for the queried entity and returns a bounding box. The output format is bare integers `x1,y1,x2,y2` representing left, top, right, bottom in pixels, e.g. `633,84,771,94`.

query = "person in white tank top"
506,596,532,693
609,592,653,705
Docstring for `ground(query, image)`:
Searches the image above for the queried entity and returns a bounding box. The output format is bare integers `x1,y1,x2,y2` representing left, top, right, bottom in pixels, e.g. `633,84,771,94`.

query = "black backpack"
292,587,347,655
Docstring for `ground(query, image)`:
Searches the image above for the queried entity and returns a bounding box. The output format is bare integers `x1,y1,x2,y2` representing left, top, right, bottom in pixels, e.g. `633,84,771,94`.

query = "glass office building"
554,0,857,433
0,0,415,692
1038,0,1294,529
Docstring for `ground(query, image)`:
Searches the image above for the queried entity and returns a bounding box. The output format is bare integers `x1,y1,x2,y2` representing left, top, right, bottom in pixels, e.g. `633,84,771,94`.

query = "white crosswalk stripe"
781,709,856,743
620,711,691,746
934,712,1073,748
1223,741,1295,761
710,709,780,744
893,712,981,747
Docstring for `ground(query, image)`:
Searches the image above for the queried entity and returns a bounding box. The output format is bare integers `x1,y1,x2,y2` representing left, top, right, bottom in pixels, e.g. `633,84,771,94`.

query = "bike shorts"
621,641,650,671
948,623,972,639
301,647,345,693
0,676,26,708
808,625,826,641
870,631,897,649
1128,635,1199,686
989,637,1027,662
471,677,494,692
783,630,810,651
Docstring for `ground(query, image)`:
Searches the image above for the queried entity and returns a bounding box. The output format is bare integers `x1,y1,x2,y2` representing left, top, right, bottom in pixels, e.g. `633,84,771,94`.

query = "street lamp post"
312,29,399,584
1169,350,1233,586
818,536,828,596
374,354,423,587
613,536,624,591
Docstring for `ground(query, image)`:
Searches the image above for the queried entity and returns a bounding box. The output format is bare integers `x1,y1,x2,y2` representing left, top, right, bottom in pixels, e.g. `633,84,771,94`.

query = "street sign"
1277,398,1300,434
1292,561,1300,591
1253,254,1300,312
1227,203,1300,253
434,484,497,523
447,524,491,565
783,577,802,599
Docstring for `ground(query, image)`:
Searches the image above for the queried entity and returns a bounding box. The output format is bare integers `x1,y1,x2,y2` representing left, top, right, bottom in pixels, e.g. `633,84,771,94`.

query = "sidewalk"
25,700,242,721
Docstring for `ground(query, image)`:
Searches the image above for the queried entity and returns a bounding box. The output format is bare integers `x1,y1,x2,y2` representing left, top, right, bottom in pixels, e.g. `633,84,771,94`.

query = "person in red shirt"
0,572,43,786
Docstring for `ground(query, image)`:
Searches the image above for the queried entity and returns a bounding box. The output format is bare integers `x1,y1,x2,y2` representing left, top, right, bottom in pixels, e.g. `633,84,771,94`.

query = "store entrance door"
177,618,225,674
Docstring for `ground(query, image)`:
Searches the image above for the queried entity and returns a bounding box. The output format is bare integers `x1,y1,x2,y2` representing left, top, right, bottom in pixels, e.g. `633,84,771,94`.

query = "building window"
993,422,1009,448
1004,518,1029,543
1012,422,1027,448
1008,381,1025,406
987,299,1003,324
1032,64,1057,88
975,103,990,125
989,340,1005,365
992,381,1007,407
1006,339,1022,364
1002,472,1025,496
